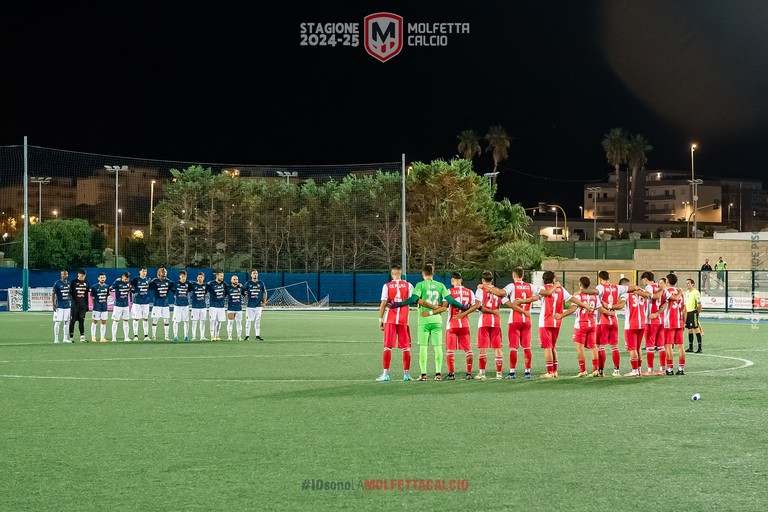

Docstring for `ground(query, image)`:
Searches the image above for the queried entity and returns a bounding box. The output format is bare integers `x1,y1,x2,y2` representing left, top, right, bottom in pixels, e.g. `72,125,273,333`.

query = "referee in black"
69,269,90,342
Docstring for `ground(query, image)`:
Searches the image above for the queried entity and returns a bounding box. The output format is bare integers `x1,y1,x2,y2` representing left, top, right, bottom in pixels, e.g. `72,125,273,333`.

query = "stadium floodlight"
104,165,128,267
276,171,298,184
483,171,499,190
29,176,52,222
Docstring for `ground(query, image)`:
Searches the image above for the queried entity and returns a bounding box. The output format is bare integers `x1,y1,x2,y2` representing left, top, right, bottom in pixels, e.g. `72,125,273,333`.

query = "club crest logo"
364,12,403,63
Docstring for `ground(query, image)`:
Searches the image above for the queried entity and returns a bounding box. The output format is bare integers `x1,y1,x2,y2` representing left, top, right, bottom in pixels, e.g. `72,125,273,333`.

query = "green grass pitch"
1,310,766,511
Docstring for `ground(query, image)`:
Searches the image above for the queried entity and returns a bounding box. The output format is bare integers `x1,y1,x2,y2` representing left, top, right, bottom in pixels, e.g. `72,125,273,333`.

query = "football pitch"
1,310,766,511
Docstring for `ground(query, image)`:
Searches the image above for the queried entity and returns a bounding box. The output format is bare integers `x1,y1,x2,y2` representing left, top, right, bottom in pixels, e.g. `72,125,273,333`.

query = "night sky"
2,1,768,214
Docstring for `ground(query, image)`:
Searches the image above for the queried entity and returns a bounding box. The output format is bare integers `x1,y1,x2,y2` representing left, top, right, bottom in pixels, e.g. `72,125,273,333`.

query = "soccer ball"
692,393,701,401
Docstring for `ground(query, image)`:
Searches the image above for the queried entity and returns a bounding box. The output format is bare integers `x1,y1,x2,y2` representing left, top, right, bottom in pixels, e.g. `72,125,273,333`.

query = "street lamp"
52,210,58,219
150,180,156,236
551,206,559,239
728,203,733,224
29,176,51,223
579,206,583,219
118,208,123,225
587,186,602,258
690,143,698,237
104,165,128,267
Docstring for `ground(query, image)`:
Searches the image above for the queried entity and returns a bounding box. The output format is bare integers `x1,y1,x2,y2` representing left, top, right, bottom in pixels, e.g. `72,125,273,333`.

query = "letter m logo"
364,12,403,63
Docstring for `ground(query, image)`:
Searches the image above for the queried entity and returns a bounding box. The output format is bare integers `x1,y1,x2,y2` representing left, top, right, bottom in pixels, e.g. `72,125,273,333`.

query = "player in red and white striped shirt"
660,274,686,375
500,267,542,380
641,271,667,375
539,272,596,378
616,277,652,377
588,271,640,377
473,271,505,380
433,271,477,380
376,264,414,381
557,276,609,377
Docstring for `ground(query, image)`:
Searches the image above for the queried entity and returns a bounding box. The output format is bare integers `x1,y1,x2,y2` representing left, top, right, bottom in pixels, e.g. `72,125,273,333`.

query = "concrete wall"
542,238,767,272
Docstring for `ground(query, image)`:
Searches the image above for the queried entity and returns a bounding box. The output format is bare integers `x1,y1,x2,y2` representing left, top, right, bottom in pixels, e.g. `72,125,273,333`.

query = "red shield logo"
364,12,403,63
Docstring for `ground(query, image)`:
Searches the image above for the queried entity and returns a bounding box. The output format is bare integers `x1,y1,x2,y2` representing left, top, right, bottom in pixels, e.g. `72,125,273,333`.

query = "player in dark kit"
69,269,90,342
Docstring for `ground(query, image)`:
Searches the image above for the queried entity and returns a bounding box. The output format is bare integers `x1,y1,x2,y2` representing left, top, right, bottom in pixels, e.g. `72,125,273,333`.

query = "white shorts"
246,307,263,321
92,311,109,321
131,303,150,319
190,308,208,321
173,305,190,322
151,306,170,320
210,307,226,322
53,308,71,322
112,306,130,321
227,310,243,321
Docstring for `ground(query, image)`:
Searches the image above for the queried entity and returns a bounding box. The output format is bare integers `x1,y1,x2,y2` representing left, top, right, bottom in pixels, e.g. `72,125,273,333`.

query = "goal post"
266,281,329,310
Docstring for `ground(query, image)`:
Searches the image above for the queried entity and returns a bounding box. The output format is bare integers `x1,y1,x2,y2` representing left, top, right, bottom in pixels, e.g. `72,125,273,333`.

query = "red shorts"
446,327,471,351
477,326,502,349
624,328,645,351
597,323,619,346
539,327,561,349
383,323,411,349
507,322,531,349
644,324,664,348
572,326,596,349
665,327,684,346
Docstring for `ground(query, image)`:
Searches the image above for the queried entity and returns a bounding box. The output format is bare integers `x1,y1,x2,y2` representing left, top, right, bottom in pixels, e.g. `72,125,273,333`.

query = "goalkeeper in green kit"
388,263,469,381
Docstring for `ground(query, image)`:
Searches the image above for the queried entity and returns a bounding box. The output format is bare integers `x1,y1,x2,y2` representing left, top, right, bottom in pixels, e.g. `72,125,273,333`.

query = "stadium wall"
0,269,454,306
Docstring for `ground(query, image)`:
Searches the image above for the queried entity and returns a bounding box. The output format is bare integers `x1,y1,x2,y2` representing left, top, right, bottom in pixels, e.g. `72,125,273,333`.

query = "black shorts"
71,304,88,322
685,311,699,329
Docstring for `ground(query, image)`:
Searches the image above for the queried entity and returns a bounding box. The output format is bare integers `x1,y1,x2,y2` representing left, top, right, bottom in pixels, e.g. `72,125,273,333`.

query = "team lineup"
51,268,268,343
377,264,704,382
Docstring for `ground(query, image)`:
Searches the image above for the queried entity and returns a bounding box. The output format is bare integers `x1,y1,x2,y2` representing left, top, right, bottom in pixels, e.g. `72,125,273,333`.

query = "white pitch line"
686,353,754,374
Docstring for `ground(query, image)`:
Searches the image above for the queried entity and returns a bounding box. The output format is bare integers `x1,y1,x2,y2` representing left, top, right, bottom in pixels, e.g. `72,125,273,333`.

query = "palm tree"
457,129,482,161
601,128,628,235
625,134,653,231
484,125,511,172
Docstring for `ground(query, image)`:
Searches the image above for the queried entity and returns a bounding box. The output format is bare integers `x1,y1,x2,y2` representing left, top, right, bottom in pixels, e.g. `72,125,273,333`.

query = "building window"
587,193,592,199
553,228,563,235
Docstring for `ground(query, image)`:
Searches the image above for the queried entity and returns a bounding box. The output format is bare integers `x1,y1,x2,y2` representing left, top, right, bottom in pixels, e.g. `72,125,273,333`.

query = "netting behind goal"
266,281,329,310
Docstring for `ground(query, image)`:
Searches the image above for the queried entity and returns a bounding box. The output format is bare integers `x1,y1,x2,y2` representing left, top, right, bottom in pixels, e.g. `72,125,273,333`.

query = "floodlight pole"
587,186,603,259
22,136,29,311
105,165,128,267
30,176,51,222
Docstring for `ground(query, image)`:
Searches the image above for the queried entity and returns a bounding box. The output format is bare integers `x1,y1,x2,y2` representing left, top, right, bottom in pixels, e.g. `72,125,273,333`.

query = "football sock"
696,333,702,349
123,321,130,340
659,348,667,369
112,322,118,340
54,322,60,342
100,324,106,339
479,353,487,371
447,351,455,373
402,348,411,371
598,347,606,370
647,350,655,370
143,320,149,336
591,358,599,371
509,348,518,372
173,321,179,338
688,333,694,349
163,323,169,339
245,320,251,337
545,361,553,374
465,351,473,373
227,320,233,339
611,347,621,369
553,359,558,373
91,323,97,340
434,345,444,374
191,320,198,337
495,356,503,373
133,320,139,337
419,346,428,374
578,360,586,372
152,322,158,338
383,347,392,370
523,348,532,371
